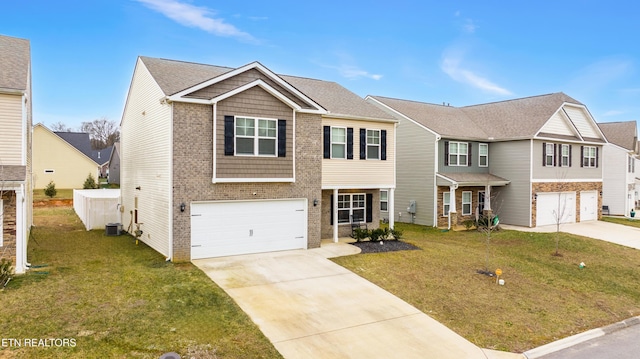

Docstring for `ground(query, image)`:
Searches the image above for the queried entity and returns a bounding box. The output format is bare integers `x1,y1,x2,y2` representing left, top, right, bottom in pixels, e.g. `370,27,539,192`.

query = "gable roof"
140,56,393,122
598,121,638,151
55,131,110,165
0,34,30,93
369,92,601,141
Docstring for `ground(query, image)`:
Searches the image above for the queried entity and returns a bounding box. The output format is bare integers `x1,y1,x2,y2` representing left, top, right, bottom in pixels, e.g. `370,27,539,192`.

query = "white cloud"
335,64,383,80
463,19,478,33
441,50,511,96
603,110,624,116
136,0,255,42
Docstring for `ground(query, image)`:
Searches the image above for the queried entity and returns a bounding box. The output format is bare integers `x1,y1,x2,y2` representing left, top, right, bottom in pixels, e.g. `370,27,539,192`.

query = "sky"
2,1,640,131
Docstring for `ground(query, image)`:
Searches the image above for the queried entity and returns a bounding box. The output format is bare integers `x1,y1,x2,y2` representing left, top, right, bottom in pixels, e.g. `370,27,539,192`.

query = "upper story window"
561,144,571,167
545,143,555,166
366,130,380,159
235,117,277,156
358,128,387,160
581,146,598,168
479,143,488,167
447,141,469,166
331,127,346,159
629,156,635,173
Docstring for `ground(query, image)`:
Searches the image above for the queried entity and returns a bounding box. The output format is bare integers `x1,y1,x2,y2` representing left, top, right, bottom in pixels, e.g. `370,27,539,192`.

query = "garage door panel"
580,191,598,222
536,192,576,227
191,199,307,259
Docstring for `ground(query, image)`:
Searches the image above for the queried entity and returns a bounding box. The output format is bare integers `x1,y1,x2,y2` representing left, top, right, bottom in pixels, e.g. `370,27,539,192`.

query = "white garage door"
580,191,598,221
191,199,307,259
536,192,576,227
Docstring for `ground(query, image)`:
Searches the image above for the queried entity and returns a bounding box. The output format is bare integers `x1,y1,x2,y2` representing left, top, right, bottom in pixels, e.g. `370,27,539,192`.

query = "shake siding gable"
121,59,173,258
0,94,23,165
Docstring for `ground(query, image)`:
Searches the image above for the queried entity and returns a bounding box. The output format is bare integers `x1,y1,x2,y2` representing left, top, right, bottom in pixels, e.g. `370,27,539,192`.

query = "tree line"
50,117,119,151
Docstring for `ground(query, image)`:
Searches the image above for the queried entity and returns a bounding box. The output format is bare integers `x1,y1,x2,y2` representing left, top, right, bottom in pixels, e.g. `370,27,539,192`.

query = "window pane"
338,210,350,223
380,191,388,201
332,143,345,158
459,143,468,153
459,154,467,165
480,157,487,166
367,145,379,159
352,209,365,222
367,130,380,144
449,154,457,165
236,118,254,136
332,127,346,143
258,120,276,137
381,202,388,211
462,192,471,202
449,143,458,153
258,138,276,155
236,138,254,154
353,194,365,207
463,203,471,214
562,145,569,155
338,195,349,209
479,144,488,155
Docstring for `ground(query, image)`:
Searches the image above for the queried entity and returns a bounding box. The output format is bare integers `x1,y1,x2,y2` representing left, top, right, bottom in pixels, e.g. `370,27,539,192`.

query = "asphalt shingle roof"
55,132,110,164
140,56,393,121
598,121,637,151
0,34,30,92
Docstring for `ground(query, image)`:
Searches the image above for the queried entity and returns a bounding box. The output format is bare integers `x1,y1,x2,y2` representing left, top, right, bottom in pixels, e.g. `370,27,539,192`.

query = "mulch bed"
350,240,421,254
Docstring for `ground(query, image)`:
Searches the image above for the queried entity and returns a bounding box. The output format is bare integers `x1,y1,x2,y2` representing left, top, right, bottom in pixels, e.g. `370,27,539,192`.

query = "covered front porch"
436,173,510,229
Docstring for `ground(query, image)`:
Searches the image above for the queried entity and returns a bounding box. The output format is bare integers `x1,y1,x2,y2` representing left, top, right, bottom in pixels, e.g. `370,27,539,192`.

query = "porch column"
333,189,339,243
388,188,395,229
449,185,457,213
14,185,26,274
484,185,492,211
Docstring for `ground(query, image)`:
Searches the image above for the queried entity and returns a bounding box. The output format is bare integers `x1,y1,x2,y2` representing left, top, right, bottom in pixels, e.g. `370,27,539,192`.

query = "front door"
478,191,485,215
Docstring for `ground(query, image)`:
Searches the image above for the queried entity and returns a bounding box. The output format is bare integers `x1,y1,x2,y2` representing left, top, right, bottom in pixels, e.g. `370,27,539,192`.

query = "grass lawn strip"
332,222,640,353
0,206,282,359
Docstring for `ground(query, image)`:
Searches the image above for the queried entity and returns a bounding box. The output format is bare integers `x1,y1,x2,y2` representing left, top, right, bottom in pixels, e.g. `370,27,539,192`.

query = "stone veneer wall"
320,189,380,239
171,102,322,261
531,182,602,227
0,191,17,266
436,186,486,227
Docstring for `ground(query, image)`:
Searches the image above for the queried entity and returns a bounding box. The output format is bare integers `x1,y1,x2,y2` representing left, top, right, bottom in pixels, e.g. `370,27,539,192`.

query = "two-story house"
0,34,32,274
120,56,395,262
367,93,605,228
598,121,638,217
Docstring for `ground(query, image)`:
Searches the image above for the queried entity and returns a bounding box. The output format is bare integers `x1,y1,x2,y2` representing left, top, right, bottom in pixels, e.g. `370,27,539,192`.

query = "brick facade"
320,189,380,239
436,186,486,227
0,191,17,266
531,181,602,227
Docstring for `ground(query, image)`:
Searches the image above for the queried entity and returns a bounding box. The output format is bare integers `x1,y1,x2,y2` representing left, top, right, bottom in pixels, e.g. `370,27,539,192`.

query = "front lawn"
0,206,281,359
602,216,640,228
331,223,640,353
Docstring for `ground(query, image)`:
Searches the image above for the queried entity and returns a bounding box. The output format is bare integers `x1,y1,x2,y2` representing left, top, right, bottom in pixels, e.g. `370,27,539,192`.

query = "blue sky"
2,1,640,130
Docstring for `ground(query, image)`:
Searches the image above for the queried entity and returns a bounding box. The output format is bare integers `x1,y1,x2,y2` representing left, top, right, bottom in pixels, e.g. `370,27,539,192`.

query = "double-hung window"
479,143,488,167
331,127,346,159
235,117,277,156
443,192,451,216
545,143,555,166
380,190,388,212
448,142,468,166
582,146,597,167
366,130,380,159
629,156,635,173
462,191,472,215
561,144,570,167
338,194,366,223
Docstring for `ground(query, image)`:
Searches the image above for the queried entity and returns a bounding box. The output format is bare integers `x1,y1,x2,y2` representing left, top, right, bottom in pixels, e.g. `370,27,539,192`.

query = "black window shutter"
596,147,599,168
381,130,387,161
580,146,584,167
224,116,234,156
467,143,472,166
557,145,562,166
323,126,331,159
553,144,557,166
359,129,366,159
330,194,334,225
347,128,354,159
277,120,286,157
366,193,373,223
542,142,546,166
569,145,572,167
444,141,450,166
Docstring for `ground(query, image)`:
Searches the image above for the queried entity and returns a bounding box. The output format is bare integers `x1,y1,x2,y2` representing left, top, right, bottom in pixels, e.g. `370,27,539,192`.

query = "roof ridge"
461,92,567,108
141,56,234,71
370,95,456,107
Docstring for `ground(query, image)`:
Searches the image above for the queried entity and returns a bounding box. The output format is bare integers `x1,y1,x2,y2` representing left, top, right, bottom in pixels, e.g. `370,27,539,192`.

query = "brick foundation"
1,191,17,267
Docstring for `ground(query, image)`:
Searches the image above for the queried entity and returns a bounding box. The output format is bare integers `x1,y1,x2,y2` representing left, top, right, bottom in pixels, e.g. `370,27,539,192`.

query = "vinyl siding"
532,140,602,180
121,59,172,258
601,144,630,215
564,106,600,138
438,139,490,174
0,94,23,165
490,140,532,226
32,125,98,188
322,117,395,188
539,110,575,136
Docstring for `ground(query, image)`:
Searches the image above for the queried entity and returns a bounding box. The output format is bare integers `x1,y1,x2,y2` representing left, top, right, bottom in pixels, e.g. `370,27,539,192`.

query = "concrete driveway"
193,242,523,359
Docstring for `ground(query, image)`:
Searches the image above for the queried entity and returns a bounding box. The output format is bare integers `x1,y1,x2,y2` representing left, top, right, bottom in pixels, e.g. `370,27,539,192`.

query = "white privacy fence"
73,189,121,230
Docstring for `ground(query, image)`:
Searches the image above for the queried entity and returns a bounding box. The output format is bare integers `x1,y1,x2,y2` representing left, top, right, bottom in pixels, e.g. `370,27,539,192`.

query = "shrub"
351,228,370,242
462,219,475,230
369,228,386,242
44,180,57,198
390,227,403,240
83,173,98,189
0,259,13,288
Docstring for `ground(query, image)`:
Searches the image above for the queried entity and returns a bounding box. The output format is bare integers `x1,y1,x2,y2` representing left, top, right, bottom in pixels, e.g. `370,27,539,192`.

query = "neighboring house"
55,131,111,178
108,142,120,185
120,56,395,262
33,124,101,189
0,34,32,274
598,121,638,216
367,92,606,228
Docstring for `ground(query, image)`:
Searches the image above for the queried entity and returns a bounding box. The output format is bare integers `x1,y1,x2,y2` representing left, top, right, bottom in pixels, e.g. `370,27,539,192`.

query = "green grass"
33,189,74,201
1,206,282,359
332,222,640,353
602,216,640,228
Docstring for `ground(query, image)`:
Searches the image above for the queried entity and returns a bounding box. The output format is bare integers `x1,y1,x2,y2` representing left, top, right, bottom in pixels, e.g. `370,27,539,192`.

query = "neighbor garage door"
536,192,576,227
580,191,598,221
191,199,307,259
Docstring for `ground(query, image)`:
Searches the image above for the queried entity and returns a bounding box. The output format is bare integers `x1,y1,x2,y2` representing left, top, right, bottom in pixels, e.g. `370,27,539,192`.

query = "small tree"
44,181,57,198
83,173,98,189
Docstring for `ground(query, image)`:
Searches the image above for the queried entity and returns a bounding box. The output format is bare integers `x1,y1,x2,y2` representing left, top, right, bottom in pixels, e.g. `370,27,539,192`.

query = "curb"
523,316,640,358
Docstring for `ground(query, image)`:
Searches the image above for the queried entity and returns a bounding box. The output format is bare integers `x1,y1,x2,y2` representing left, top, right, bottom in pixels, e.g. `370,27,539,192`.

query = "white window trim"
545,143,555,167
235,116,278,157
561,144,570,167
366,129,381,160
338,193,366,224
443,192,450,217
583,146,596,168
380,190,388,212
462,191,472,215
449,141,468,167
478,143,488,167
331,126,347,159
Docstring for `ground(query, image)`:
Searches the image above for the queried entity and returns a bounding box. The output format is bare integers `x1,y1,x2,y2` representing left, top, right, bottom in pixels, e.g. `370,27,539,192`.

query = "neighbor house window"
448,142,468,166
338,194,366,223
366,129,380,159
545,143,555,166
462,191,472,215
479,143,488,167
44,169,54,174
582,146,597,167
561,144,570,167
235,117,277,156
443,192,450,216
331,127,346,159
380,190,388,212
